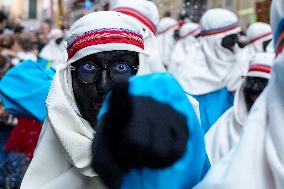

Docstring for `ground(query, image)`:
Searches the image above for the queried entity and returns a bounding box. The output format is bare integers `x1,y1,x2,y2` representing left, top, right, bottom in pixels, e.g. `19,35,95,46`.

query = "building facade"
206,0,271,29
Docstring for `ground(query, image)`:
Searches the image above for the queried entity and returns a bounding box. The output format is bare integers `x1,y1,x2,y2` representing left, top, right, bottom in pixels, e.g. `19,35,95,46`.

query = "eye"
79,63,97,73
111,63,132,74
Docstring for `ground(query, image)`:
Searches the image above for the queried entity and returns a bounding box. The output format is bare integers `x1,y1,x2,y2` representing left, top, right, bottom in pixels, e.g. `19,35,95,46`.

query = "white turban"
237,22,273,73
112,0,166,72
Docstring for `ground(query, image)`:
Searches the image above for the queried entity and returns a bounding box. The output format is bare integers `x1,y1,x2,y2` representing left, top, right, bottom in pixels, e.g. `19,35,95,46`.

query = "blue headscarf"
0,58,55,122
97,73,210,189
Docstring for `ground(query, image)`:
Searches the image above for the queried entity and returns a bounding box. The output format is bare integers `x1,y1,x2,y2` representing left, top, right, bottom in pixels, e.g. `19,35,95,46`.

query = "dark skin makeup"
71,50,139,128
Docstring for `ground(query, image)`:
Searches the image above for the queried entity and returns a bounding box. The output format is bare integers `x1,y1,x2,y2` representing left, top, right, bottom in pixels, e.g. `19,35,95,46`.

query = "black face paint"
263,39,272,52
71,50,139,128
243,77,269,111
221,34,238,52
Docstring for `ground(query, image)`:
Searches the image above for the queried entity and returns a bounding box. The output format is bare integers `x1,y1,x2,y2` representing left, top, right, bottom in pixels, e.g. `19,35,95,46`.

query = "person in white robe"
193,0,284,188
168,22,201,74
157,17,179,69
112,0,166,72
205,52,273,164
174,9,242,132
20,11,153,189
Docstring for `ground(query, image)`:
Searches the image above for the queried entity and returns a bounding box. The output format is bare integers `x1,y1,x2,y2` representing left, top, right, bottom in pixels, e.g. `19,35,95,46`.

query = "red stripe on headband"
249,32,273,44
181,27,201,39
249,64,271,74
114,7,157,34
67,29,144,60
201,22,239,36
158,24,179,35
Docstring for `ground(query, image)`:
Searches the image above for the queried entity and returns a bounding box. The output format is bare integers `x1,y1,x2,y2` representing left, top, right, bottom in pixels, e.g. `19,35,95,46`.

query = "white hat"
157,17,179,35
246,22,273,44
48,28,64,41
200,9,241,37
179,22,201,38
247,53,274,79
112,0,159,34
66,11,145,65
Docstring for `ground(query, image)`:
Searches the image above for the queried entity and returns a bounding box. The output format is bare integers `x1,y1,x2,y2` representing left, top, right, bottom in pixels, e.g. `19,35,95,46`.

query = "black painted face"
243,77,269,112
71,50,139,128
221,34,238,53
263,39,272,52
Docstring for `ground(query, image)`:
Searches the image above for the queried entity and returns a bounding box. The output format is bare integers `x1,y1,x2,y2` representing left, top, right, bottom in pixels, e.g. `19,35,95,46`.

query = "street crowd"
0,0,283,188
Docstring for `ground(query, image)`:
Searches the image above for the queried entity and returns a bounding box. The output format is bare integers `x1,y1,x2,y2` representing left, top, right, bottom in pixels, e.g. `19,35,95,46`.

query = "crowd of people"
0,0,283,188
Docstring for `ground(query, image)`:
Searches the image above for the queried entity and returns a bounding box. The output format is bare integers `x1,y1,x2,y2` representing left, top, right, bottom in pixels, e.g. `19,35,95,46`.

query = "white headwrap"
193,1,284,188
168,22,201,73
157,17,179,68
21,11,151,189
112,0,166,72
237,22,273,73
205,52,274,165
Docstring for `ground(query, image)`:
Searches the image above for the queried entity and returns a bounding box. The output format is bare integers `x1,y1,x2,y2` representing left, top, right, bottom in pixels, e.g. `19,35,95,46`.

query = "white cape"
205,83,247,164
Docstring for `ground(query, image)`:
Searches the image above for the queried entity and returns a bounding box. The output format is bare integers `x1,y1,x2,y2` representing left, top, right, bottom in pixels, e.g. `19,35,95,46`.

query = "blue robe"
193,88,234,133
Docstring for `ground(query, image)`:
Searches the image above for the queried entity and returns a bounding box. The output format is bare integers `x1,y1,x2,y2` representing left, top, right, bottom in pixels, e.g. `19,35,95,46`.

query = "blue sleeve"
0,59,55,122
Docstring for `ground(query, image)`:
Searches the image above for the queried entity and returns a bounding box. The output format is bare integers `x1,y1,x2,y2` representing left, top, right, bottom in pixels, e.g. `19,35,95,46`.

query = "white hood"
236,22,273,73
112,0,166,72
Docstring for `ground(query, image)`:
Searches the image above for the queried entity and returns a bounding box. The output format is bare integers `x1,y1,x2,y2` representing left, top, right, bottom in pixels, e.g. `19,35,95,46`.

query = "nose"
96,70,112,95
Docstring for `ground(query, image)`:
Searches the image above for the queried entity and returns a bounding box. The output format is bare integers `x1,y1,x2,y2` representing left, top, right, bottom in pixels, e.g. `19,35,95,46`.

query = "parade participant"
20,11,153,189
168,22,201,74
177,9,242,132
92,73,210,189
237,22,273,73
40,28,68,68
193,0,284,188
113,0,166,72
205,53,273,164
157,17,179,69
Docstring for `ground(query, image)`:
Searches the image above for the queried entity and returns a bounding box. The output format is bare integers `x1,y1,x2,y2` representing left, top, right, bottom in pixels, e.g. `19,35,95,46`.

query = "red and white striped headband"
248,64,271,75
249,32,273,44
113,7,157,34
181,27,201,39
201,22,239,36
67,28,144,61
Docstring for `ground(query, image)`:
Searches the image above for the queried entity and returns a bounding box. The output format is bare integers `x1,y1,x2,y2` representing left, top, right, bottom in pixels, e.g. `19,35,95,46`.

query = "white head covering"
157,17,179,68
21,11,151,189
205,52,273,165
112,0,165,72
246,22,273,51
193,1,284,188
48,28,64,41
236,23,273,73
168,22,201,73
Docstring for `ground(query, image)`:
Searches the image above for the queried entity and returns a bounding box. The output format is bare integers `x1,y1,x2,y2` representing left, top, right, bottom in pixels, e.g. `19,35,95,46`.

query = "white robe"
205,83,247,164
